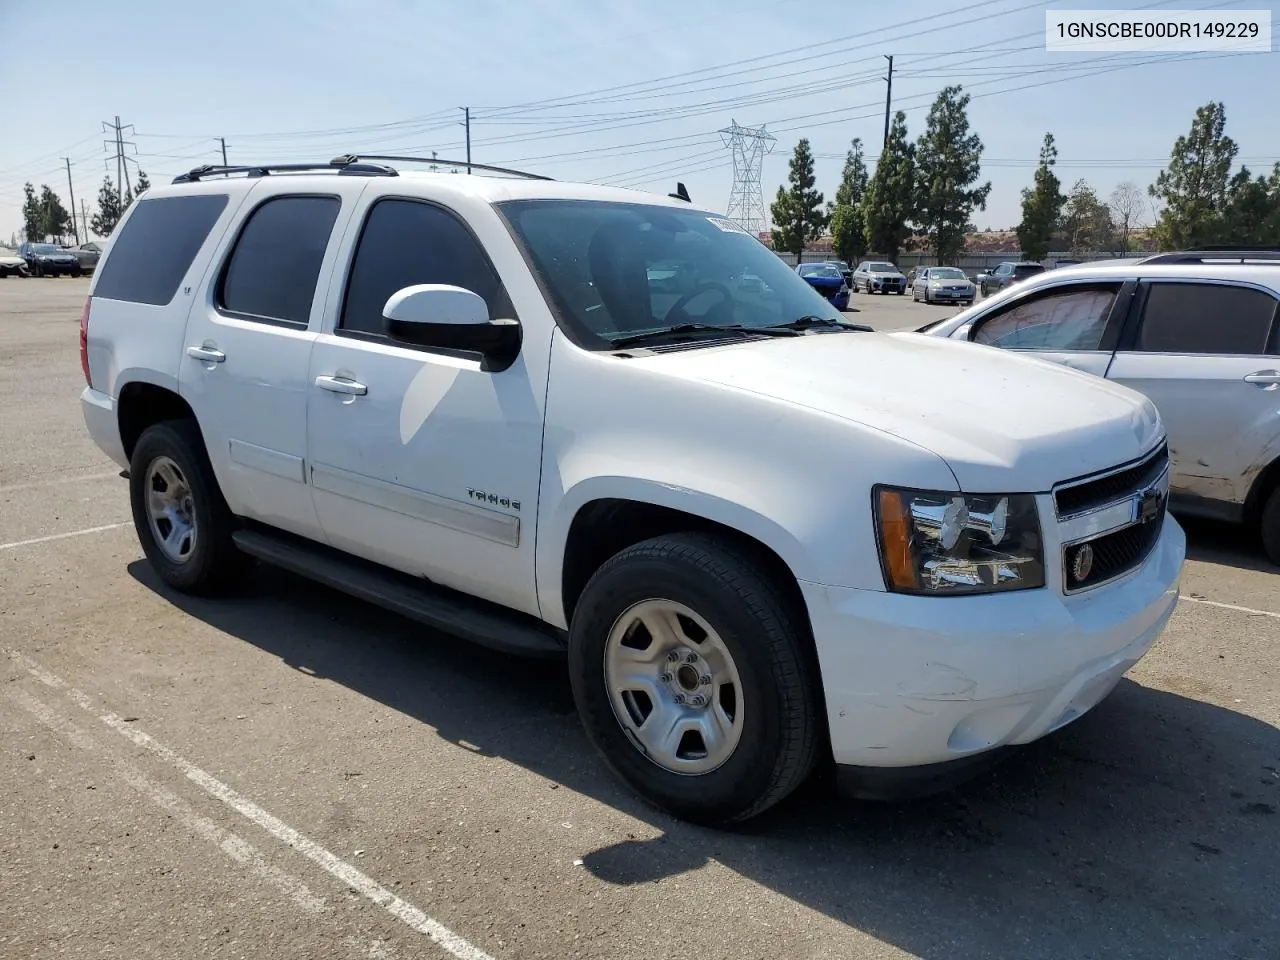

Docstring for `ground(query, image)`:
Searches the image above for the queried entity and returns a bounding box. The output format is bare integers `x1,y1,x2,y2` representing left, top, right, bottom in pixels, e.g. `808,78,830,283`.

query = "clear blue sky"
1,0,1275,244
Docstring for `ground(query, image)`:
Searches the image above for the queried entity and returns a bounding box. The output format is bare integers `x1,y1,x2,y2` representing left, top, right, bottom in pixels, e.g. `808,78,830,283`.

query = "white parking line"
1182,595,1280,620
0,522,129,551
10,687,328,916
8,650,499,960
0,470,122,494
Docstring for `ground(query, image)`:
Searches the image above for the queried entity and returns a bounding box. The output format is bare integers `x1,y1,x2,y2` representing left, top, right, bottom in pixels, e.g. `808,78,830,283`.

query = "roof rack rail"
337,154,553,181
1140,248,1280,265
173,157,397,183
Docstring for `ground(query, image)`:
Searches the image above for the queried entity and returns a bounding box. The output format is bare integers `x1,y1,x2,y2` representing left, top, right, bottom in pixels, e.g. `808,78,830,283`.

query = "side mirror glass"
382,284,521,370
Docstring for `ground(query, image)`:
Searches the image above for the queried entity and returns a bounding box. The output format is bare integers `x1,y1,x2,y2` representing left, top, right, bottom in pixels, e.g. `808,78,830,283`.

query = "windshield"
30,243,59,254
799,264,842,279
498,200,842,349
868,262,897,273
930,268,967,280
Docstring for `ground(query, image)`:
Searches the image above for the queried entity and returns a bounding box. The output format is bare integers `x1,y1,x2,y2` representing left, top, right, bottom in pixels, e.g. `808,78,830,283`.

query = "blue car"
795,262,850,310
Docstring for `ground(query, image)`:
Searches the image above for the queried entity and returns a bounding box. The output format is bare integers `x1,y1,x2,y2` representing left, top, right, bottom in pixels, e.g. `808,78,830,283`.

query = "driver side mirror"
383,284,521,371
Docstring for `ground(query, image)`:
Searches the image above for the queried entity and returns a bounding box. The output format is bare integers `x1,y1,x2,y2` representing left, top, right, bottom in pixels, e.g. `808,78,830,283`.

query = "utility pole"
63,157,80,244
460,106,471,174
80,199,90,241
219,137,230,177
882,55,894,149
115,116,124,203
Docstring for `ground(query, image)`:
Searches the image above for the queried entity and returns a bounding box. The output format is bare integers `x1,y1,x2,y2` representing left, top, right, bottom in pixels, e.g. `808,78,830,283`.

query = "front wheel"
130,420,248,594
568,533,821,825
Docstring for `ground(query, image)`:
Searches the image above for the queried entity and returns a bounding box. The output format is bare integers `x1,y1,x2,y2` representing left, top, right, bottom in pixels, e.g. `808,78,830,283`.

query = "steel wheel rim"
145,455,197,564
603,599,745,776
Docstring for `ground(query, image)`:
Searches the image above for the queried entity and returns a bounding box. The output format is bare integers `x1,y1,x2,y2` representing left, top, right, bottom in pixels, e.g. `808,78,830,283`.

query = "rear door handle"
1244,370,1280,386
315,375,367,396
185,345,225,363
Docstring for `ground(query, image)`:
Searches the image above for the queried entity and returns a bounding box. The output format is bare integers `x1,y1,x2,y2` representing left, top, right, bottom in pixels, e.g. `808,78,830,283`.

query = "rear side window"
218,195,341,326
1135,282,1277,355
93,194,228,305
340,199,512,337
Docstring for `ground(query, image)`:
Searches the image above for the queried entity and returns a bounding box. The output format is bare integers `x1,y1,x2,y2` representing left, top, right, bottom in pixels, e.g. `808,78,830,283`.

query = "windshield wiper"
608,323,800,349
766,315,874,332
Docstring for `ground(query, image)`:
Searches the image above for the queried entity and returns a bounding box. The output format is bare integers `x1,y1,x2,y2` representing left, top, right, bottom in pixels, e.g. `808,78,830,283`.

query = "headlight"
874,486,1045,595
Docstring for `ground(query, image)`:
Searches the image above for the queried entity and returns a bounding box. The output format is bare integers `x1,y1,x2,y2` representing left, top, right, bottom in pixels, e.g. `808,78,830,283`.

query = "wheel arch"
1243,448,1280,524
117,380,200,462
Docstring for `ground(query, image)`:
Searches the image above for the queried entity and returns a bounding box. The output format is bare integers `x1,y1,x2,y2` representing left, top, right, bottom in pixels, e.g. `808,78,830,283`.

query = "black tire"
568,532,822,826
71,266,82,278
1261,485,1280,566
129,420,247,595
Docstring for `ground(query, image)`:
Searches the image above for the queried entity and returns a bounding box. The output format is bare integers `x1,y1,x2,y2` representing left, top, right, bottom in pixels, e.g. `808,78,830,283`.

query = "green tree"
1061,179,1114,253
828,138,869,263
770,139,826,257
913,86,991,264
861,110,915,262
1149,101,1237,249
90,177,124,237
21,183,41,242
38,185,73,242
133,169,151,199
1016,133,1065,261
1221,164,1280,245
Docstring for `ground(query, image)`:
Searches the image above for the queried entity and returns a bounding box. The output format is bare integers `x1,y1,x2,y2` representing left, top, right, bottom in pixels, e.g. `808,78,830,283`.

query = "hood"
647,331,1163,492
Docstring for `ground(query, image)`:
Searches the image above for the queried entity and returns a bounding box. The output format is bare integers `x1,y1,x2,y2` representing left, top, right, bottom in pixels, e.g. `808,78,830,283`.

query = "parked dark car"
795,262,850,310
18,242,81,277
71,241,105,272
978,260,1043,296
825,260,853,286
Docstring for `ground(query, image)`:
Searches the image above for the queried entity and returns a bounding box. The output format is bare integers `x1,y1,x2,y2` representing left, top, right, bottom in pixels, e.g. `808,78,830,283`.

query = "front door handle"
315,375,367,396
186,345,226,363
1244,370,1280,386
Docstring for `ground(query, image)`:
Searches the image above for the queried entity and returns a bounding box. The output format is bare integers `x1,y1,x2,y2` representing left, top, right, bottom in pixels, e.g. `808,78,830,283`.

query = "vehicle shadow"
130,561,1279,960
1178,513,1276,574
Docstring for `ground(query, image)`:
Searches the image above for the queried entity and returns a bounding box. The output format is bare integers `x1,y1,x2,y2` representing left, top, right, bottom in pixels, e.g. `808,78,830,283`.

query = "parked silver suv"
920,248,1280,563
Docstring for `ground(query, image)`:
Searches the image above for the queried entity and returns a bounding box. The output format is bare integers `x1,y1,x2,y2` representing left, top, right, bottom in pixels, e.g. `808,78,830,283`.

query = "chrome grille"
1054,442,1170,593
1054,443,1169,519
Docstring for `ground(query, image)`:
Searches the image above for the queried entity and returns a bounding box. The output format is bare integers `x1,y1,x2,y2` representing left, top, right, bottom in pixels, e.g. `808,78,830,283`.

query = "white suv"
80,156,1184,824
920,250,1280,564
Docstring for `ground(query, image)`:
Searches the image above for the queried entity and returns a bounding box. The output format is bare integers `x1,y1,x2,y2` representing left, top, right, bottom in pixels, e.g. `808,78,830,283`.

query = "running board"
231,527,565,659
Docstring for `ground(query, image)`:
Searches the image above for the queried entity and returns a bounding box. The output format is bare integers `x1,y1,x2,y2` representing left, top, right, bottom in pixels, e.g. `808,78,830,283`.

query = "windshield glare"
498,200,842,348
930,268,966,280
30,243,59,254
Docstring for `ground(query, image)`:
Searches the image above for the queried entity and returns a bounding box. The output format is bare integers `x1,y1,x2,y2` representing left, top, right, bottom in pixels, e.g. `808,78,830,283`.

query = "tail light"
80,296,92,387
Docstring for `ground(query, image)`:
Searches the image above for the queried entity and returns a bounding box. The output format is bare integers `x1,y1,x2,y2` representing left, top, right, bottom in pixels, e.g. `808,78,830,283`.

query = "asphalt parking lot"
2,278,1277,960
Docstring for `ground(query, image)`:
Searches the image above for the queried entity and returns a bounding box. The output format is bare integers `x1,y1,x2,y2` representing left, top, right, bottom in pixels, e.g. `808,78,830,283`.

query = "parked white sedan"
919,251,1280,563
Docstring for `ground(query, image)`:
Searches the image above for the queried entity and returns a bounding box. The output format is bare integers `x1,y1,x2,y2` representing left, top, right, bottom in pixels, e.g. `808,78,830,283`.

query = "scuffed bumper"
803,514,1184,779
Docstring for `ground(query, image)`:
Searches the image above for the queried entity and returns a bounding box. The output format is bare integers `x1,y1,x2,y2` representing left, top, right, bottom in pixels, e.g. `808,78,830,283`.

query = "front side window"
218,195,340,325
972,285,1119,350
1133,282,1277,355
340,198,513,338
498,200,841,349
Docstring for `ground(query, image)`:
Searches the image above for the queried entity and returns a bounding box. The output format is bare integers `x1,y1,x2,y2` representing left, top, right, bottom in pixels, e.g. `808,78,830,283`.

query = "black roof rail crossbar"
1141,249,1280,265
172,158,398,184
337,154,553,181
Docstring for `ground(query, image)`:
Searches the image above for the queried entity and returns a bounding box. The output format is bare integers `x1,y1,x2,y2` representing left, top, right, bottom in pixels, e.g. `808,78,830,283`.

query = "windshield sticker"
707,217,749,234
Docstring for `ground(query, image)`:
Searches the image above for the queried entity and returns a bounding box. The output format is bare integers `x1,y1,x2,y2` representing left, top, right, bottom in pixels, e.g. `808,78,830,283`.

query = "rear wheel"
568,533,821,825
130,420,247,594
1261,485,1280,566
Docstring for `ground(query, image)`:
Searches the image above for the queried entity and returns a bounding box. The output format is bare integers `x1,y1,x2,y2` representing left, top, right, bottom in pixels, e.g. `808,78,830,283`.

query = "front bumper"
870,278,903,293
81,387,128,469
802,513,1184,777
927,287,975,301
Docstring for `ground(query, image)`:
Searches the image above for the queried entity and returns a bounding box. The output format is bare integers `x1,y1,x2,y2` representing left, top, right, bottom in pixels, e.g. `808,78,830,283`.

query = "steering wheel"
665,282,735,325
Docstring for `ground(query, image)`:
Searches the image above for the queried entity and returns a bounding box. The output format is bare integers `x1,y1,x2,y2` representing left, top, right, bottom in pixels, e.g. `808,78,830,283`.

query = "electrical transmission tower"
719,120,775,236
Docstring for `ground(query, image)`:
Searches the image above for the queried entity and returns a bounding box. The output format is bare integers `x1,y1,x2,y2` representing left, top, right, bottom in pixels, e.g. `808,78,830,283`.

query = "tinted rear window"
94,194,228,305
1013,264,1044,277
1135,282,1277,355
218,195,340,325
